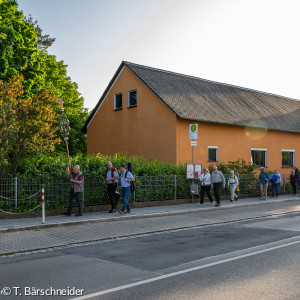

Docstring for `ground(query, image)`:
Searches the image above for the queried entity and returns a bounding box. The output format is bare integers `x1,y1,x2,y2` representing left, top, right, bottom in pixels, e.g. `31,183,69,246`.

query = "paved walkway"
0,195,300,256
0,194,299,232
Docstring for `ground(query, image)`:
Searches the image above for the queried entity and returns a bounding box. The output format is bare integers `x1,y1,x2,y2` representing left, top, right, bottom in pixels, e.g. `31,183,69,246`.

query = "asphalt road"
1,208,300,300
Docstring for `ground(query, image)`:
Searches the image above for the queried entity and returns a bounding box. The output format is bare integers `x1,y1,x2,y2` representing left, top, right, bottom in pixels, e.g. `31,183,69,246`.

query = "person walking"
118,163,135,215
199,168,214,205
227,170,239,201
211,166,225,207
64,164,83,216
290,169,297,195
271,169,281,197
105,161,119,213
296,168,300,196
258,167,270,200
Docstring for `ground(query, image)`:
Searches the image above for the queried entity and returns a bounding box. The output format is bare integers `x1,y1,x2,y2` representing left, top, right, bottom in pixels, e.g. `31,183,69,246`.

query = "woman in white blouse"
199,168,214,205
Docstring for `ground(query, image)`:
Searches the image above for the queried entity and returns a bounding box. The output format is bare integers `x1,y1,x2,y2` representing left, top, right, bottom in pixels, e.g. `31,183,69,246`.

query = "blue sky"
18,0,300,110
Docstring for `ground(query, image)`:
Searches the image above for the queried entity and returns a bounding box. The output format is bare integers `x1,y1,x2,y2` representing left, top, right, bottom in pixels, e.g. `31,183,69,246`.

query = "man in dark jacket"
105,161,119,213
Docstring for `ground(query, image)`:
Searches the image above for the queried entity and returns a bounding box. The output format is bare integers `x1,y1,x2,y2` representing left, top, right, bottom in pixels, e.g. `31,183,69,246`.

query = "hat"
120,163,126,168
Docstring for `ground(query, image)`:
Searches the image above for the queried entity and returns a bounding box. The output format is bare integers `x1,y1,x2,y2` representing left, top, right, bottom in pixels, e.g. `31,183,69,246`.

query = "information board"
186,163,202,180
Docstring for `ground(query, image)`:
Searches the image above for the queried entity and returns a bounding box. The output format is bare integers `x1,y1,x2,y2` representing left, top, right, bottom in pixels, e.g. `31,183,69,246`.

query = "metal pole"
14,177,18,207
42,188,45,224
81,177,85,208
192,144,194,203
283,174,286,192
174,175,177,200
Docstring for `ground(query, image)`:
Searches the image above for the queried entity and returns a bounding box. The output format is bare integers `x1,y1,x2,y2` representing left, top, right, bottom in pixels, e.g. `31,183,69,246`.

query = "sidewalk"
1,194,299,232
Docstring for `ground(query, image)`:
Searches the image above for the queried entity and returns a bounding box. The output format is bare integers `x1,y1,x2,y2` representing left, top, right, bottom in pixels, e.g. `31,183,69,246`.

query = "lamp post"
59,99,73,187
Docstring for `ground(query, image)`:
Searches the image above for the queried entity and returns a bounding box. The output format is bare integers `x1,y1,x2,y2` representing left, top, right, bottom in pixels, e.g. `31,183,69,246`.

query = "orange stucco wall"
176,119,300,173
87,66,177,162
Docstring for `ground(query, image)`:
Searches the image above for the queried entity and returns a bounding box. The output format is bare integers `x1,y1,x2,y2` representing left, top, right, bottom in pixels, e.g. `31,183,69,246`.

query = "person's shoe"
230,200,233,202
199,202,203,205
259,197,263,200
75,212,82,217
125,210,131,214
118,210,124,215
109,209,114,213
215,204,220,207
235,196,238,201
64,212,71,216
211,201,215,206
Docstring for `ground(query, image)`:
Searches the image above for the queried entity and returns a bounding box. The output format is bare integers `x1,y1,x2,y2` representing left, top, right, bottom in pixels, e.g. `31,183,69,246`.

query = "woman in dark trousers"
290,169,297,195
199,168,214,205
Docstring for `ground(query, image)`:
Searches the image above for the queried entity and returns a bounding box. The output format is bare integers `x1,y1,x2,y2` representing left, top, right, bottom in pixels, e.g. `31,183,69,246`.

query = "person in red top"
105,161,119,213
64,164,83,216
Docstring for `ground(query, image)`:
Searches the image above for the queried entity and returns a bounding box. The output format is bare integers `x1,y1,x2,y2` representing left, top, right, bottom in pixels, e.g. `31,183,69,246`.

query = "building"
82,61,300,173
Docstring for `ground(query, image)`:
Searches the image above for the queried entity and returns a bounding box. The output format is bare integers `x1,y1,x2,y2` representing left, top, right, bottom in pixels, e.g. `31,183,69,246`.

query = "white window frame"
128,90,137,108
208,146,218,162
281,149,295,167
114,93,122,110
251,148,267,167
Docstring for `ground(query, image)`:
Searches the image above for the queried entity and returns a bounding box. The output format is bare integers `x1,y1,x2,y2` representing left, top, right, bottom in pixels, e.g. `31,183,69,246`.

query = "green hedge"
18,153,186,178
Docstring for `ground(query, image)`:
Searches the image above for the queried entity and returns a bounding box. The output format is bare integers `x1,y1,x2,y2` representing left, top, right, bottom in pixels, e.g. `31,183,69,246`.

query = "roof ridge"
123,61,300,104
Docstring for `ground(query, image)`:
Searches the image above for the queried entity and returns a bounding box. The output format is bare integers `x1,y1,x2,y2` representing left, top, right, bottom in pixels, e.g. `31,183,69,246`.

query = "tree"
0,0,88,156
0,0,43,95
23,14,56,49
38,51,89,155
0,76,61,174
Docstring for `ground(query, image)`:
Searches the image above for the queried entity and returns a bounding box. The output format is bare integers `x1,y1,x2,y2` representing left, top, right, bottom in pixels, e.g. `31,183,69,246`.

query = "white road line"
71,239,300,299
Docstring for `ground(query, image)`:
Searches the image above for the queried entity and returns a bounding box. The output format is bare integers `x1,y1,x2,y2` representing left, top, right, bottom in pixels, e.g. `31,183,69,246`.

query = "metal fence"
0,174,296,212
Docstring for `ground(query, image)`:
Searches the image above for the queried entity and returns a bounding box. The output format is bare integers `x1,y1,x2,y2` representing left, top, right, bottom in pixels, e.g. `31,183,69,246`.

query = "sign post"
189,124,198,203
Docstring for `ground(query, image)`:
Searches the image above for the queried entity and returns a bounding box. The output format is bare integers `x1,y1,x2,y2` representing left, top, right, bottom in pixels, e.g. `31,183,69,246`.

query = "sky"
18,0,300,111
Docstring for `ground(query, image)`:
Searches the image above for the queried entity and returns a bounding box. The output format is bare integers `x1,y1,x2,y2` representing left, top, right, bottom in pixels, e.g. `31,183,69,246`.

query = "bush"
18,153,186,179
208,158,256,175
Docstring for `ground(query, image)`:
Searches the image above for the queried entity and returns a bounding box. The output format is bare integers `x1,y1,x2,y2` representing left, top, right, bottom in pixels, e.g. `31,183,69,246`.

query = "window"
114,93,122,110
251,148,267,167
128,90,137,107
282,150,295,167
208,146,218,162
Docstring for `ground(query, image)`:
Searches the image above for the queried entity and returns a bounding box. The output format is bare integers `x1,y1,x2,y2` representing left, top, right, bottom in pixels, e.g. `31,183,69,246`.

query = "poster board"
186,163,202,180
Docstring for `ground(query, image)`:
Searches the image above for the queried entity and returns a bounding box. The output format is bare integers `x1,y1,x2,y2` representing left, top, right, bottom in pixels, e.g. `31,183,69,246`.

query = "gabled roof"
82,61,300,133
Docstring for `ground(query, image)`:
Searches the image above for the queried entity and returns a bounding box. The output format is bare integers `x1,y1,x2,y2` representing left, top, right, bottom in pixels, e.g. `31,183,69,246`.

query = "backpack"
125,171,136,192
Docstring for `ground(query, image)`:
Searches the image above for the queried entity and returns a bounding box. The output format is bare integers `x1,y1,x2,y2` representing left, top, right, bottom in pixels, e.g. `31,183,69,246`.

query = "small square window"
114,94,122,110
208,147,218,162
251,149,267,167
282,151,295,167
128,90,137,107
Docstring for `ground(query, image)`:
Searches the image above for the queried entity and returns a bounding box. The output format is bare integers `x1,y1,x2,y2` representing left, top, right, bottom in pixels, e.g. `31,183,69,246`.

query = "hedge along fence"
0,173,295,213
1,153,296,212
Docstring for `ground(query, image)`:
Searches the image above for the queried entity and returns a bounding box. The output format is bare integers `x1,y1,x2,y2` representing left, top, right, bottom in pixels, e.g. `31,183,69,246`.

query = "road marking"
71,238,300,299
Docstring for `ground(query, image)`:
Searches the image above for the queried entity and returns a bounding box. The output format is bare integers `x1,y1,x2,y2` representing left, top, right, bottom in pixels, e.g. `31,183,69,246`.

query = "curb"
1,197,300,234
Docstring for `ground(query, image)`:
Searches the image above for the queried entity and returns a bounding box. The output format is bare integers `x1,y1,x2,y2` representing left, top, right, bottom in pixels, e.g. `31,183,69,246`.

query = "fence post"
14,177,18,207
81,176,85,208
42,188,45,224
174,175,177,200
283,174,286,192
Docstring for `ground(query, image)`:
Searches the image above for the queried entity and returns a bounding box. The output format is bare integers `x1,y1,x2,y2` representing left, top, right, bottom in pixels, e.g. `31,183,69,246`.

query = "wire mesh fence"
0,174,297,212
